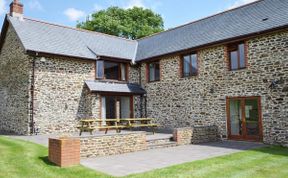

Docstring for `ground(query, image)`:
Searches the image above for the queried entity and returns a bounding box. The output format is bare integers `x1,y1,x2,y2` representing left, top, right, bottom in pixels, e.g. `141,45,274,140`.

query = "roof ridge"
22,17,136,43
137,0,263,41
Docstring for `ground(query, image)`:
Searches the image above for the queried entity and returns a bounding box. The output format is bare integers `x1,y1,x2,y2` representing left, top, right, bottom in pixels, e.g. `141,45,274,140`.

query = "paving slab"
6,134,265,177
81,140,265,177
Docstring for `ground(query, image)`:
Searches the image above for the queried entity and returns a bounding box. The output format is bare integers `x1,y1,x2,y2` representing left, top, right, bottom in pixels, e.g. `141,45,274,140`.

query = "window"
182,53,198,77
148,61,160,82
227,42,246,70
96,60,104,79
104,61,119,80
96,60,127,81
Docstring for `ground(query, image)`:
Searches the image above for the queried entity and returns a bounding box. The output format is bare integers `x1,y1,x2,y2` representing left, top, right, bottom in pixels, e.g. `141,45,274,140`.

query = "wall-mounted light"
269,79,283,89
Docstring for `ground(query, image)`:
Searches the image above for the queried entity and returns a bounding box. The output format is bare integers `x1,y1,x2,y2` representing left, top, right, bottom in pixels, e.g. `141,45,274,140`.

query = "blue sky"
0,0,257,29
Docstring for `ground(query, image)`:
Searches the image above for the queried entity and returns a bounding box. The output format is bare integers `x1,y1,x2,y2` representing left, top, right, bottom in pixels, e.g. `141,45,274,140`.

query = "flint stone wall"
0,25,31,135
139,30,288,145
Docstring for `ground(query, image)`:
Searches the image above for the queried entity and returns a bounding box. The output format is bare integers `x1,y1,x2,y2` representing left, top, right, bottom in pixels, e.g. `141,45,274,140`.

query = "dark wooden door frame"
226,96,263,142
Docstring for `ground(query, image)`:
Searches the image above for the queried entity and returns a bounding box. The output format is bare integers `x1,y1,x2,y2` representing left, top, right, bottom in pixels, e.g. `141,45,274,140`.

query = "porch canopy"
85,80,146,95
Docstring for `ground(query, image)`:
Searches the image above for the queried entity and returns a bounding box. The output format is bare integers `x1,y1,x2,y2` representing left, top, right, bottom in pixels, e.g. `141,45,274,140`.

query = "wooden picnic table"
77,119,95,136
94,118,157,134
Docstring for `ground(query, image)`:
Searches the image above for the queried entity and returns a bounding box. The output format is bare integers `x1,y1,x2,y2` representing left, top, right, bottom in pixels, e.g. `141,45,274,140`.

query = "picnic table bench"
77,118,158,135
77,119,95,136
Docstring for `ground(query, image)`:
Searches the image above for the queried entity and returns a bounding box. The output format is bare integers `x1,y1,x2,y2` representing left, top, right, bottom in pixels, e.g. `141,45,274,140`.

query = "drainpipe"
29,55,36,135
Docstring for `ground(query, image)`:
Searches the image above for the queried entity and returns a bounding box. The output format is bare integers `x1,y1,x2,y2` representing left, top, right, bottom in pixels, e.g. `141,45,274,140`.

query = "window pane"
191,54,198,74
121,64,126,81
183,55,190,77
120,96,130,118
230,51,238,70
96,60,104,78
230,99,242,136
104,61,119,80
155,62,160,81
239,43,246,68
149,63,155,81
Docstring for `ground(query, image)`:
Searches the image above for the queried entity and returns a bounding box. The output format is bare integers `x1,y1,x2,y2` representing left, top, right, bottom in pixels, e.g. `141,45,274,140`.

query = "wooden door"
227,97,262,141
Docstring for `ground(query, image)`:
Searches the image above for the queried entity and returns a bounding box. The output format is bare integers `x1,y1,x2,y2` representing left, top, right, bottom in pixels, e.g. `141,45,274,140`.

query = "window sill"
181,74,198,79
229,67,247,72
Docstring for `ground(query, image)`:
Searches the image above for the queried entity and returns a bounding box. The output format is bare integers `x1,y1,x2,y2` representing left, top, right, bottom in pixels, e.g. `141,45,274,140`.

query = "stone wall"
0,25,31,135
33,56,98,134
173,128,193,145
80,132,147,158
191,126,218,144
139,30,288,145
173,126,218,145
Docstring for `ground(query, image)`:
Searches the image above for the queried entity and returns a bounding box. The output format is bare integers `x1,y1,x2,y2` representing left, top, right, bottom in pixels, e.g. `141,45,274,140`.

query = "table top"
80,119,95,122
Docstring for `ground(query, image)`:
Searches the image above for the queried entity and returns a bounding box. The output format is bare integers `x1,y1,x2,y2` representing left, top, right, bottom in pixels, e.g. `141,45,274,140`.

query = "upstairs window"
96,60,127,81
147,61,160,82
182,53,198,77
227,42,246,70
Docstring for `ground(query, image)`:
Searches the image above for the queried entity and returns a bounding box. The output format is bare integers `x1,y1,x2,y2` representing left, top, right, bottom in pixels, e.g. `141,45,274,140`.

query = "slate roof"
4,0,288,62
85,80,146,95
7,16,137,60
135,0,288,61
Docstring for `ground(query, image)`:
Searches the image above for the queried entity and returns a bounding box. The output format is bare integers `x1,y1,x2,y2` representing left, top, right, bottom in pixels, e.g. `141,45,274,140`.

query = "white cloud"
125,0,146,9
28,0,43,11
0,0,6,16
94,3,104,11
64,8,85,21
228,0,258,9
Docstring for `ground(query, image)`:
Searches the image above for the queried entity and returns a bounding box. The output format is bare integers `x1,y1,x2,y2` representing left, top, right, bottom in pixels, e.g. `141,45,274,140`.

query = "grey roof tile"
135,0,288,61
8,16,137,60
5,0,288,62
85,80,146,95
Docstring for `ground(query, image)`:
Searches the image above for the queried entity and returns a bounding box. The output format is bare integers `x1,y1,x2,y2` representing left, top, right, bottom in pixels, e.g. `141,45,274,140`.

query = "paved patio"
8,133,265,177
81,141,265,176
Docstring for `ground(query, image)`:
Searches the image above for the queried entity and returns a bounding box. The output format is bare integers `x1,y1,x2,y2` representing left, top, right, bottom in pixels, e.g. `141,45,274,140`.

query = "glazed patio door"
227,97,262,141
101,96,133,126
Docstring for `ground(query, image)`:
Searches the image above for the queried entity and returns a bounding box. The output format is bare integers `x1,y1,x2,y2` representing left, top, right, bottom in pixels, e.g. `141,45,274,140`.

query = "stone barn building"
0,0,287,145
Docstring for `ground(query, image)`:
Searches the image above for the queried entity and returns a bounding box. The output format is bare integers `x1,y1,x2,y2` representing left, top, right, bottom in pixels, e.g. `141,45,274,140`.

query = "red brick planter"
48,137,80,167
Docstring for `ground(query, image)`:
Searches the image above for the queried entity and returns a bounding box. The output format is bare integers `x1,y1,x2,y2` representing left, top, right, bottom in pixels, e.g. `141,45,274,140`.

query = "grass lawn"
0,136,287,178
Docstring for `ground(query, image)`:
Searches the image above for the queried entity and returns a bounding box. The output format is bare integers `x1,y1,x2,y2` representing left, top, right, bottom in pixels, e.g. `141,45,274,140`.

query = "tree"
77,7,164,40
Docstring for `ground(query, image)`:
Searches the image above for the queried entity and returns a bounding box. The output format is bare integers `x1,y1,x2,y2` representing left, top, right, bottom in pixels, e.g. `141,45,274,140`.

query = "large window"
182,53,198,77
148,61,160,82
227,42,246,70
96,60,127,81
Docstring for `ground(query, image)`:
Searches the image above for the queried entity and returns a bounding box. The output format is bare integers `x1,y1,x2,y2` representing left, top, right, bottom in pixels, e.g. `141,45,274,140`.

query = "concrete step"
147,141,178,150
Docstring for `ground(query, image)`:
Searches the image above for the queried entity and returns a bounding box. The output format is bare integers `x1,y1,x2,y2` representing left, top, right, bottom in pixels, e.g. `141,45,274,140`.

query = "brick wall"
48,138,80,167
80,132,147,158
